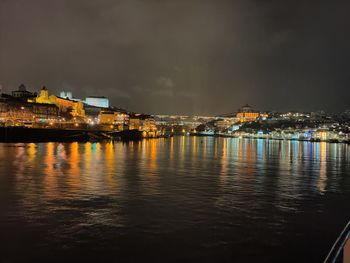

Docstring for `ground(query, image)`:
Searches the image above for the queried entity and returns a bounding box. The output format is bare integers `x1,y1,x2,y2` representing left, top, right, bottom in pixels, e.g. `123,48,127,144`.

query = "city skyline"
1,83,350,117
1,0,350,115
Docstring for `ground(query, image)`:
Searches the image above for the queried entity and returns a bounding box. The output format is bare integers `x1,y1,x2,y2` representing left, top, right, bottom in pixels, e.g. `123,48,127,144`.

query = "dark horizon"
1,0,350,115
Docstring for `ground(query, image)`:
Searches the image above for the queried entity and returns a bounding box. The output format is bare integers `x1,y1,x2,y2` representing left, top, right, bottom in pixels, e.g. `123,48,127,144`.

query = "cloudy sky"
0,0,349,115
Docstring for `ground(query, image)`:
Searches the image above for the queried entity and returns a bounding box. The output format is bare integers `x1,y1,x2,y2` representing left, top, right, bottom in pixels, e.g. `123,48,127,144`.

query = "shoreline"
190,133,350,144
0,125,349,145
0,126,143,143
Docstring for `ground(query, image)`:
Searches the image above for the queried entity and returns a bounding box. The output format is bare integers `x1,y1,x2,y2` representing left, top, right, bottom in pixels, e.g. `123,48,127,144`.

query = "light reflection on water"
0,137,349,262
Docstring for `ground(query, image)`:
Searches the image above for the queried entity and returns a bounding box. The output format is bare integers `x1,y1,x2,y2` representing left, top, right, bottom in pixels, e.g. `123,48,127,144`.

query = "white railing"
324,221,350,263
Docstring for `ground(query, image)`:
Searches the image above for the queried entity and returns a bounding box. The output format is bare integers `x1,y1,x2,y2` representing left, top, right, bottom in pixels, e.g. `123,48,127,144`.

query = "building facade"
11,84,37,100
99,110,129,129
236,104,268,122
35,87,85,119
84,96,109,108
129,114,157,135
0,94,59,125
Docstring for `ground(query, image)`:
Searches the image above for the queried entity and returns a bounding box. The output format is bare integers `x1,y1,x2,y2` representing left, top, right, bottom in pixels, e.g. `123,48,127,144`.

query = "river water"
0,137,349,262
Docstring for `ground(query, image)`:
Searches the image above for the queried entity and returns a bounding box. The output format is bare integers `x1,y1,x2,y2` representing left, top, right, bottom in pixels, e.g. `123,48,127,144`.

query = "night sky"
0,0,349,115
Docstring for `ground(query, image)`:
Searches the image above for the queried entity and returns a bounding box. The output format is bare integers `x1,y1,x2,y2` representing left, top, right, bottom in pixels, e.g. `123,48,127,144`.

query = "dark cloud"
0,0,349,114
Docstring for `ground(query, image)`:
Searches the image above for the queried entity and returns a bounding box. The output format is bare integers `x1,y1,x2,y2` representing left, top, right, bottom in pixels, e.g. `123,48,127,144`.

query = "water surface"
0,137,349,262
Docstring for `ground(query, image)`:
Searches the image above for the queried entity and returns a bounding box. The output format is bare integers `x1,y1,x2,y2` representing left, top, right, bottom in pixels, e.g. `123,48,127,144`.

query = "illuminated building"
59,91,109,109
0,94,59,125
99,111,114,124
54,96,85,118
236,104,268,122
35,87,85,118
312,129,340,141
34,87,51,104
59,91,73,100
129,114,157,136
98,110,129,130
129,116,140,130
84,96,109,108
58,91,109,117
142,117,157,132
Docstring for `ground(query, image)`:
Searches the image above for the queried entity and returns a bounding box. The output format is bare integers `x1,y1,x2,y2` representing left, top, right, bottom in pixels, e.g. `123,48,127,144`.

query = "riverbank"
0,126,143,142
190,132,350,144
